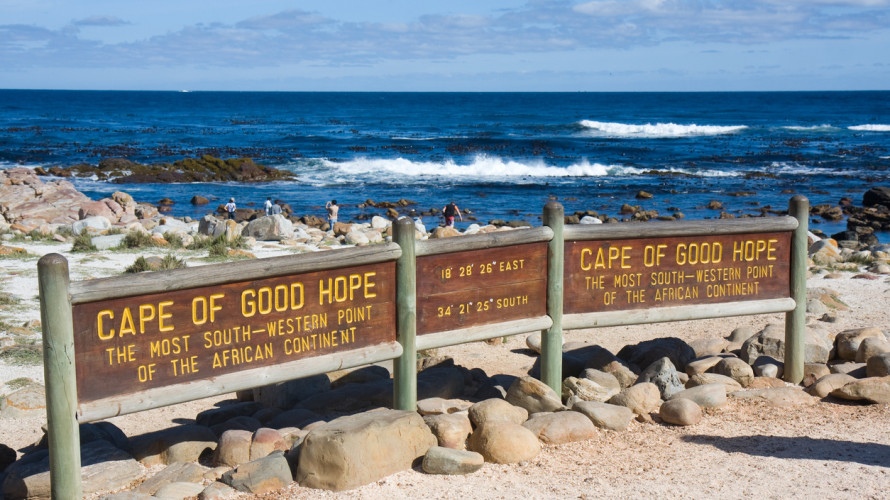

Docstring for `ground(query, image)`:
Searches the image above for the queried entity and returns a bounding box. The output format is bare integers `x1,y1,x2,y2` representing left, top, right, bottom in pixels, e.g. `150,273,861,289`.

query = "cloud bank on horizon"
1,0,888,91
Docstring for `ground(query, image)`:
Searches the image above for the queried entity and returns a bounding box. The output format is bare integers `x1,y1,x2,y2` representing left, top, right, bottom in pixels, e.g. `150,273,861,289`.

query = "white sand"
1,238,889,498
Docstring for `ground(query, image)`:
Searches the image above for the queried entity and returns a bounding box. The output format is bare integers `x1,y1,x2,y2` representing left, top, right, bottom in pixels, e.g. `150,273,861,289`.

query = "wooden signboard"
564,232,791,315
72,261,396,404
416,243,547,335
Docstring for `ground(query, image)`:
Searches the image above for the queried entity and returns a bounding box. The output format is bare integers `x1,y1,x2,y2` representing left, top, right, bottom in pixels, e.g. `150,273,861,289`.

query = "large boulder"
863,186,890,207
422,446,484,475
713,357,755,388
468,398,528,427
570,401,635,431
221,451,293,494
505,376,564,414
0,168,90,224
606,382,661,417
866,353,890,377
730,387,817,407
741,323,831,364
659,398,702,426
668,383,727,409
562,373,620,403
128,424,218,466
423,413,473,450
857,337,890,363
831,376,890,404
805,373,857,398
295,409,436,491
617,337,695,372
2,440,142,499
835,327,886,361
522,411,598,444
635,357,685,400
71,215,112,235
466,422,540,464
198,214,228,237
243,214,293,241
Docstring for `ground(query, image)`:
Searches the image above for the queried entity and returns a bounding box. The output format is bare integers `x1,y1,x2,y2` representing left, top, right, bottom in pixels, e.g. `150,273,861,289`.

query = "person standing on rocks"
264,196,273,216
225,198,237,220
443,201,462,227
325,199,339,231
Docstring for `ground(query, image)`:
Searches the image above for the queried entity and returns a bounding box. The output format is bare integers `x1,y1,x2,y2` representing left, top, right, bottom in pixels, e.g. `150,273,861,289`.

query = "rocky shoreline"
1,167,890,498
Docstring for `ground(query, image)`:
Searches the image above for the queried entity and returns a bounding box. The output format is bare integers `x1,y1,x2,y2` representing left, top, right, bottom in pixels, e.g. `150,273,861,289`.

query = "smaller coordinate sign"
564,232,791,315
416,243,547,335
72,261,396,404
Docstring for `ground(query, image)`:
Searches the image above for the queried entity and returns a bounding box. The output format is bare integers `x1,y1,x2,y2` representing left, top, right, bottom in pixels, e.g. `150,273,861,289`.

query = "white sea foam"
292,155,737,185
578,120,747,138
783,125,838,131
848,124,890,132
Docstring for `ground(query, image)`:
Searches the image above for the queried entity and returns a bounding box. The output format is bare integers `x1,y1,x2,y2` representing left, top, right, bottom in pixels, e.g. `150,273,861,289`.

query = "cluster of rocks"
0,167,526,253
3,313,890,498
810,186,890,249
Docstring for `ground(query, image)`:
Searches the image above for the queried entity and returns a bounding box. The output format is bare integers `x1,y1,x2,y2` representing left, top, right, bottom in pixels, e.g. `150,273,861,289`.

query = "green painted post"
38,253,82,500
542,201,565,396
785,196,809,384
393,217,417,411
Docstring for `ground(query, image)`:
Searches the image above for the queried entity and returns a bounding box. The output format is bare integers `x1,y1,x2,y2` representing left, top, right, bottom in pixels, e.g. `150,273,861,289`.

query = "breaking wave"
578,120,747,138
849,124,890,132
291,156,737,185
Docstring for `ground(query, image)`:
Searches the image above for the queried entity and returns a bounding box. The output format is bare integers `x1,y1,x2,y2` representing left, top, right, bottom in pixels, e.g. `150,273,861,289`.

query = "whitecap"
577,120,747,138
782,125,838,131
848,124,890,132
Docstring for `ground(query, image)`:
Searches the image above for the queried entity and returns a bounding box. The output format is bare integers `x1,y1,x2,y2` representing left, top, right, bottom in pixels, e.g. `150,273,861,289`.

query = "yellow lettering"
97,309,115,340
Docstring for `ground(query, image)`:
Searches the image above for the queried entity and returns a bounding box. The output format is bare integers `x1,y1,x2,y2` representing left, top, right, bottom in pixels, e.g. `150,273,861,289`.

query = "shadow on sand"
681,434,890,467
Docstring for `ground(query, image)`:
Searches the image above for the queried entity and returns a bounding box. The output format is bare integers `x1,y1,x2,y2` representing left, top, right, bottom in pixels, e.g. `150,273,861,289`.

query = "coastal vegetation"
71,232,97,252
124,254,188,273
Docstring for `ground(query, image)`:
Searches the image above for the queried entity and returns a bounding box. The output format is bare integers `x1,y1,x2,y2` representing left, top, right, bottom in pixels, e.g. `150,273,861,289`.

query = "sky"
1,0,889,91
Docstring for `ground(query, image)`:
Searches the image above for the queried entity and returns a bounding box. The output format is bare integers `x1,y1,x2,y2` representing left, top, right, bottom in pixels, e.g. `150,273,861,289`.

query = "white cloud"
73,16,130,27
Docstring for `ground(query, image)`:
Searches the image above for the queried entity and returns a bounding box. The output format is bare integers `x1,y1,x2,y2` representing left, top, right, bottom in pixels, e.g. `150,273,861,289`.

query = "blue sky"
1,0,889,91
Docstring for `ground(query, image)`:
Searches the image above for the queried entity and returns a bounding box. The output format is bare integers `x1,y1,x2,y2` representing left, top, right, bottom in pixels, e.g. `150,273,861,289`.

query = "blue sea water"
1,90,889,238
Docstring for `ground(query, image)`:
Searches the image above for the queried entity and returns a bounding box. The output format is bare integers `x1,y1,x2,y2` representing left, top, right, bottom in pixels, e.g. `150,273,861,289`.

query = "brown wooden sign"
72,261,396,404
564,232,791,315
416,243,547,334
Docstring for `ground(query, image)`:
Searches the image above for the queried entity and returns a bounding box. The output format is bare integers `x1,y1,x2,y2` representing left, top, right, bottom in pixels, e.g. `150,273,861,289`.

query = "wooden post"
393,217,417,410
38,253,82,500
785,195,809,384
542,201,564,396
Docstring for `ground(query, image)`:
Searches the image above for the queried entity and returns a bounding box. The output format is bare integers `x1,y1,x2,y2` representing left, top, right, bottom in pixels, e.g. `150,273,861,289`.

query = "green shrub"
164,232,184,248
26,229,56,242
0,345,43,365
121,231,154,249
71,232,96,252
124,254,188,273
189,234,245,257
208,239,229,258
186,235,214,250
4,377,33,391
0,294,20,306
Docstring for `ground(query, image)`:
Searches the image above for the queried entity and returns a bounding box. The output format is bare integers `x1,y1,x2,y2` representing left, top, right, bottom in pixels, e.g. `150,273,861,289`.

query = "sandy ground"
1,238,890,499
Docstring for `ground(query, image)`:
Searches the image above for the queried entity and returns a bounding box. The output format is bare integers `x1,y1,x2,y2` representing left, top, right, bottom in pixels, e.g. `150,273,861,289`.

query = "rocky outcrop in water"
38,155,296,183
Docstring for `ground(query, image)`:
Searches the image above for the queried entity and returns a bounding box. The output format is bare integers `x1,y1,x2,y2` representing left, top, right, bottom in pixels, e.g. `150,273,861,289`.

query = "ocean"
1,90,889,239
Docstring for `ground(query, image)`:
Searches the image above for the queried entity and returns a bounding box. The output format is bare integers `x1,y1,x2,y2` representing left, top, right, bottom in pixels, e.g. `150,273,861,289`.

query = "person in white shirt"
325,199,339,231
